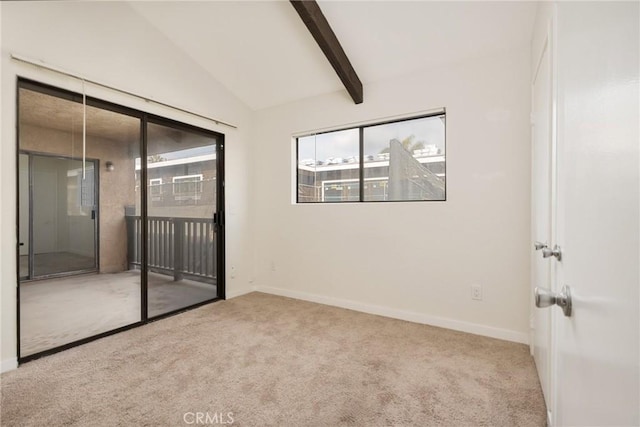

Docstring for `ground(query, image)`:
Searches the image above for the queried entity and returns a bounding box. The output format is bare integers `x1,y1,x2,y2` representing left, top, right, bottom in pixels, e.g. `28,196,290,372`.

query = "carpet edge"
256,286,530,345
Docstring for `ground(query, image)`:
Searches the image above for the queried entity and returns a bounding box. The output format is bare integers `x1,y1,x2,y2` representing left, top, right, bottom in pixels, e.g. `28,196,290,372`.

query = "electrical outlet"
270,261,276,272
230,266,236,279
471,284,483,301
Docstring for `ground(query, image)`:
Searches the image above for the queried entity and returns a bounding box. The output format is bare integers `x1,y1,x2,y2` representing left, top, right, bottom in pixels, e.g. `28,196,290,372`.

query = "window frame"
149,178,163,201
295,111,446,204
172,174,204,200
16,77,228,364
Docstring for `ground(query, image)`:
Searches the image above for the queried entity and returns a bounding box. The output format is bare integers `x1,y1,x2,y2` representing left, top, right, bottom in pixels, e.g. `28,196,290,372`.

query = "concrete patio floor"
19,271,217,357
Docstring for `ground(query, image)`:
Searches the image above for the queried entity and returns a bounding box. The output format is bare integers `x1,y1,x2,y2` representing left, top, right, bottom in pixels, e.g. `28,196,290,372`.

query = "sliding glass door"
18,81,143,358
17,79,225,361
145,121,221,317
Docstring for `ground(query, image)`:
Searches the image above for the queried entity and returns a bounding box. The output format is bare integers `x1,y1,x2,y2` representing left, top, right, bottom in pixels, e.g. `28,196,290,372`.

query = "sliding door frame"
15,77,226,364
144,113,226,318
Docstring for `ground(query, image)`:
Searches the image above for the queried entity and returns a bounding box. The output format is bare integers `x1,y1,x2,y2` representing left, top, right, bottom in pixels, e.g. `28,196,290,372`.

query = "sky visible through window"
298,115,445,163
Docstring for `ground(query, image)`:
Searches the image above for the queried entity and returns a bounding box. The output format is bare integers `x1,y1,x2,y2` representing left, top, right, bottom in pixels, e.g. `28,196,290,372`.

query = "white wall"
251,47,532,343
0,2,255,371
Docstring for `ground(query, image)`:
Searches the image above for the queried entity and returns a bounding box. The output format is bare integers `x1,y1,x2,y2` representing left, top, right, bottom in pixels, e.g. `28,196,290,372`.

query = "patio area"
19,271,217,357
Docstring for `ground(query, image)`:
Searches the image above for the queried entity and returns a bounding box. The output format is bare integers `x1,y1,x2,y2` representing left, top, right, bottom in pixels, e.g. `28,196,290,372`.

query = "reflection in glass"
296,115,446,203
144,122,219,318
31,156,96,276
18,154,29,279
363,115,446,201
18,85,142,357
297,128,360,202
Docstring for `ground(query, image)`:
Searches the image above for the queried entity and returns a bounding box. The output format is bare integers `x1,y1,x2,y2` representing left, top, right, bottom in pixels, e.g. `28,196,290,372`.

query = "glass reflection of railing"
125,216,216,283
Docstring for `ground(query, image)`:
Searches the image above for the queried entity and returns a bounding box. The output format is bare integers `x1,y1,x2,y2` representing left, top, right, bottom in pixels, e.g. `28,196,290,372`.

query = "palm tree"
147,154,166,163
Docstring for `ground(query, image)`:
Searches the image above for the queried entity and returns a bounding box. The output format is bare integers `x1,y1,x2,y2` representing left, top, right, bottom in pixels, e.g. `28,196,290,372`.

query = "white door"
531,22,555,421
549,2,639,425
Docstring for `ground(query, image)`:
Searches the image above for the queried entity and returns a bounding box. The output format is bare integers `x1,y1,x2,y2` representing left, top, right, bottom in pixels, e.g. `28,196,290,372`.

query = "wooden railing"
125,216,216,281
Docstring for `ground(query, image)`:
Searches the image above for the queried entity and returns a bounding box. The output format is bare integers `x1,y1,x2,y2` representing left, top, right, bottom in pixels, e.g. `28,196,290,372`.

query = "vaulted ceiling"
129,1,537,111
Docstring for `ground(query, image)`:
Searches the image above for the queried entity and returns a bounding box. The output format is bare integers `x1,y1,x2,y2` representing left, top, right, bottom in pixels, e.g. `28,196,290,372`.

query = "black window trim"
295,110,447,204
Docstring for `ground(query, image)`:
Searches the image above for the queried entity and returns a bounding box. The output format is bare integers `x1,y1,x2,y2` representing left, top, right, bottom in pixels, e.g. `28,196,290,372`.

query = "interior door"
531,24,555,421
552,2,639,425
25,154,97,278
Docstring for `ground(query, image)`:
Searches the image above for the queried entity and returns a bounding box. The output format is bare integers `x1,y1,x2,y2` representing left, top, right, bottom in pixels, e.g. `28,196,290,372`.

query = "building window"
296,112,446,203
173,174,203,200
149,178,163,201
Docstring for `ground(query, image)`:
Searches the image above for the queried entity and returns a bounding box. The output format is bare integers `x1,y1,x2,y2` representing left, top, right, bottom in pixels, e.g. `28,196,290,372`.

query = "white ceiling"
130,1,537,111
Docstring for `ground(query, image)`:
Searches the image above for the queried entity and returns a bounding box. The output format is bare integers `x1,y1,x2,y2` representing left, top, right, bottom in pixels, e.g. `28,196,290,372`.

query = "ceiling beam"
290,0,363,104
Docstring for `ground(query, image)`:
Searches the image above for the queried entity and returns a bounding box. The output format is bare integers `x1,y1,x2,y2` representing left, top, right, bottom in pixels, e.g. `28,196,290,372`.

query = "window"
298,128,359,203
149,178,163,201
296,112,446,203
173,174,203,200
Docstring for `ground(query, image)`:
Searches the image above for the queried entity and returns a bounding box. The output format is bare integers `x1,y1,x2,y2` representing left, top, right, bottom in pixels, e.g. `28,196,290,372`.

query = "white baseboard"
1,357,18,373
225,286,256,300
257,286,529,345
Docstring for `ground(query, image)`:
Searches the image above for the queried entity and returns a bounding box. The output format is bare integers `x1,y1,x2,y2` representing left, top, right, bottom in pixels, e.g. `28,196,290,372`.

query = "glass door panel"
18,83,142,357
16,80,224,359
145,121,219,317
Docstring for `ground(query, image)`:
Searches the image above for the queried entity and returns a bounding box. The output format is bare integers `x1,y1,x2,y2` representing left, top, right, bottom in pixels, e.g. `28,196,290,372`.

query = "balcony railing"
125,216,216,282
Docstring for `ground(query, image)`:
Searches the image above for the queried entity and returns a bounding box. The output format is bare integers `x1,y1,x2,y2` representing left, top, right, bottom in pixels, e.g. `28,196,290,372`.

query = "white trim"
225,286,256,300
256,286,529,344
172,174,204,183
1,358,18,373
549,9,559,426
149,178,163,200
172,174,204,199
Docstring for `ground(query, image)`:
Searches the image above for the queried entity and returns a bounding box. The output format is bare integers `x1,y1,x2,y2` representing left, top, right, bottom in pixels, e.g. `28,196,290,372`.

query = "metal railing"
125,216,216,282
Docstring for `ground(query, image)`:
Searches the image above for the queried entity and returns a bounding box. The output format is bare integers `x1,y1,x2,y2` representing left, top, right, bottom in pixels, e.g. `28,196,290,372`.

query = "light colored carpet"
20,271,217,356
2,292,546,426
